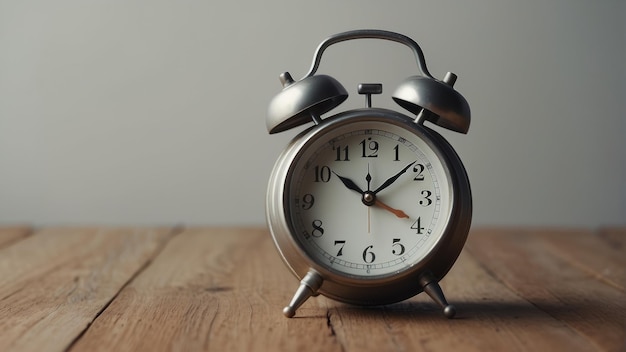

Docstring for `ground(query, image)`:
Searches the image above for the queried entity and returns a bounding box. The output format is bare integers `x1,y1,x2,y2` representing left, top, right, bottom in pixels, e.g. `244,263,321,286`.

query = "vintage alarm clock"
265,30,471,318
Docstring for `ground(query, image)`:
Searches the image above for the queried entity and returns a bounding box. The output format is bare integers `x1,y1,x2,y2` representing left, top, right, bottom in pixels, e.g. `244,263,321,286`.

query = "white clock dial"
287,119,452,278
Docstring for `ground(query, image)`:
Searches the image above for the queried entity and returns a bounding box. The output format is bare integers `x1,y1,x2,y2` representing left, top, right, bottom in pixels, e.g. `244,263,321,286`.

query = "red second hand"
374,199,409,219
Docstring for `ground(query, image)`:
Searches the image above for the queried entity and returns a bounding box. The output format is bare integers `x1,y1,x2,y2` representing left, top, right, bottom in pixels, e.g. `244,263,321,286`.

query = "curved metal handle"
303,29,434,79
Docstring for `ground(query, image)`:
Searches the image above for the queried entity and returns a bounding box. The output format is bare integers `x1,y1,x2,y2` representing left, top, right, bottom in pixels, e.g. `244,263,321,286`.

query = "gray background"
1,0,624,227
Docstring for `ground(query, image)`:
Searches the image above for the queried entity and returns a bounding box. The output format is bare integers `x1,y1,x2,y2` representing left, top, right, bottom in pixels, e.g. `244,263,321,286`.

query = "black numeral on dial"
420,190,432,206
311,219,324,237
360,138,379,157
301,194,315,210
334,240,345,256
334,145,349,161
392,238,405,255
362,245,376,263
413,164,425,181
314,165,331,182
411,217,425,234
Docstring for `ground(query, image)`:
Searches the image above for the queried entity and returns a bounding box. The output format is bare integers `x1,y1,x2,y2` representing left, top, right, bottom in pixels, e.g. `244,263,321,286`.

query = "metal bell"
267,72,348,134
392,72,471,134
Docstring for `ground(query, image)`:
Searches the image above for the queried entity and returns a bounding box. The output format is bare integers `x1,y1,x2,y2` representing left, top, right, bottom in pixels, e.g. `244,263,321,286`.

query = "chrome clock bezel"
266,108,471,305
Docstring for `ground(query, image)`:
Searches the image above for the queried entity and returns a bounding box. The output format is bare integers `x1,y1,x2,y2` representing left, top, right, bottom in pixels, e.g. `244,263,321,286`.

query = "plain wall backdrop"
1,0,625,227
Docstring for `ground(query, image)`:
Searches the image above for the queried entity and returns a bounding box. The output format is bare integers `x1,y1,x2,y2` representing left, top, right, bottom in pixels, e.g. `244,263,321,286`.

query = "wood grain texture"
70,227,341,352
0,226,624,352
326,249,598,352
0,225,32,248
465,228,626,351
542,227,625,290
0,227,178,351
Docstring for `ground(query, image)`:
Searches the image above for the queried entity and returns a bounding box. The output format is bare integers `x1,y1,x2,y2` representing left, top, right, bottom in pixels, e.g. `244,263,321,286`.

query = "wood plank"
326,249,596,352
70,227,342,352
466,228,626,352
540,228,625,290
0,226,32,248
0,227,177,352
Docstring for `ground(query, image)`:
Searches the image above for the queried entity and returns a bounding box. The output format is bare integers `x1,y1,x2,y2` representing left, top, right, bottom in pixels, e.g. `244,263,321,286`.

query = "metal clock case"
265,30,472,319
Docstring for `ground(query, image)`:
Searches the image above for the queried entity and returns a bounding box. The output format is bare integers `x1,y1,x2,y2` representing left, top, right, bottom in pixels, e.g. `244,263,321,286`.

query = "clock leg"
419,272,456,319
283,270,323,318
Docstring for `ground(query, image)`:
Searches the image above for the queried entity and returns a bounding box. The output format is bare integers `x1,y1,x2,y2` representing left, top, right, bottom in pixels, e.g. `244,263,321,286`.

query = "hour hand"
332,171,364,194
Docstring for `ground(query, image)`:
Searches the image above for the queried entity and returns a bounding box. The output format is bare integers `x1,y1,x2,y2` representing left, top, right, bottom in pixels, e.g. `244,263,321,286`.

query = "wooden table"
0,226,624,351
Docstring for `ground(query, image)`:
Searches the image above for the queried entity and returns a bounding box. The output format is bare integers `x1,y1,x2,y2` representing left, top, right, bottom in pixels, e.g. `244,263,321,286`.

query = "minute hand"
373,161,416,194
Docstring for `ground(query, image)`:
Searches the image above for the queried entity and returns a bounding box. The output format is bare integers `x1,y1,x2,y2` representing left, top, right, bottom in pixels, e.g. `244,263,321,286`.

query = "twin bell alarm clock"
265,30,472,318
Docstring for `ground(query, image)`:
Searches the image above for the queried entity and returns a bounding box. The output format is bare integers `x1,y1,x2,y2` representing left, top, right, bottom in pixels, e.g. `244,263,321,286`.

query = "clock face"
286,118,453,278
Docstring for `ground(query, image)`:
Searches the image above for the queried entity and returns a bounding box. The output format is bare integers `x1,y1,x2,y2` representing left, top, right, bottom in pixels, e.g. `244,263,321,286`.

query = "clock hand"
332,171,364,194
333,168,408,219
373,161,416,194
375,199,410,219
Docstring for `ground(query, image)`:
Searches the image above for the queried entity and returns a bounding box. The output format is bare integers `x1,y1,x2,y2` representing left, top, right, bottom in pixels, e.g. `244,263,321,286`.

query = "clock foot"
419,272,456,319
283,270,323,318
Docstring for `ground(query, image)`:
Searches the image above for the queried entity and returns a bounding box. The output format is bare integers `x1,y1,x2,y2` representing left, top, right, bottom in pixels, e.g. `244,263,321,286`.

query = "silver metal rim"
266,108,472,305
